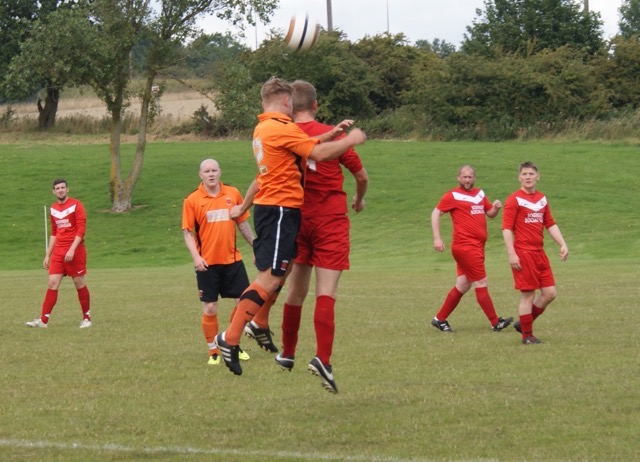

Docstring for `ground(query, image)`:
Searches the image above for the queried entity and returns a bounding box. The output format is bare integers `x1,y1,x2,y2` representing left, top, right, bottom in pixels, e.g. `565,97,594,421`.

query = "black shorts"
253,204,301,276
196,260,250,302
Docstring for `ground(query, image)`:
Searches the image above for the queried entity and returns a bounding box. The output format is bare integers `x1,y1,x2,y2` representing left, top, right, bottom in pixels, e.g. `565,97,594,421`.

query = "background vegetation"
1,140,639,461
5,1,640,142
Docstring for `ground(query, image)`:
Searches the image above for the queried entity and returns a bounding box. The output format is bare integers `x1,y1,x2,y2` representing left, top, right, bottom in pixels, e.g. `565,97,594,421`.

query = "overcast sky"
198,0,624,49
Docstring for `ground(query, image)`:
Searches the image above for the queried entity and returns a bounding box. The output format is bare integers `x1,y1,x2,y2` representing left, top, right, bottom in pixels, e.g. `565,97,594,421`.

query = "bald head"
199,159,222,194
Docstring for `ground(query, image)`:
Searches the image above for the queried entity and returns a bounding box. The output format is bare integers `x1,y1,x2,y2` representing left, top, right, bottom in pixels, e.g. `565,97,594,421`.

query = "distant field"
0,140,638,461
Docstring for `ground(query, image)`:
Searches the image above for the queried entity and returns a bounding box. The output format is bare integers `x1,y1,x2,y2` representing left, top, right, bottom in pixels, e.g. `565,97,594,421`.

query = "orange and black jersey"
252,111,319,208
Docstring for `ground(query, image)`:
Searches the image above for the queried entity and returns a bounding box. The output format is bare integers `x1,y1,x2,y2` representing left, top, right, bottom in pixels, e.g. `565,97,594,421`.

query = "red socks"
436,287,464,321
314,295,336,365
475,287,499,326
77,286,91,320
41,289,58,323
281,303,303,358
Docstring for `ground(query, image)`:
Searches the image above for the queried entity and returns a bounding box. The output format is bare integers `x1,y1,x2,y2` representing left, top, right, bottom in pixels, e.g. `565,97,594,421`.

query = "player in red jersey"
182,159,255,365
269,80,369,393
502,161,569,344
431,165,513,333
26,179,92,328
216,77,366,376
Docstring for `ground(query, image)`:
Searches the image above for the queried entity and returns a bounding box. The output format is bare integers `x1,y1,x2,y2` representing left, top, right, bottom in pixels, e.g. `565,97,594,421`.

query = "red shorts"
295,214,350,271
511,249,555,291
49,244,87,277
451,245,486,282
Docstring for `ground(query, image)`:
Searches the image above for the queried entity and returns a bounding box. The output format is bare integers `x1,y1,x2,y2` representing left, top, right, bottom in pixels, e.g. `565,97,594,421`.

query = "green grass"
1,140,639,461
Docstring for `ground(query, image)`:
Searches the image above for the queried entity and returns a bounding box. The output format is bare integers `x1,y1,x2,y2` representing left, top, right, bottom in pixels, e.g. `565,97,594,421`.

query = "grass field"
1,140,639,461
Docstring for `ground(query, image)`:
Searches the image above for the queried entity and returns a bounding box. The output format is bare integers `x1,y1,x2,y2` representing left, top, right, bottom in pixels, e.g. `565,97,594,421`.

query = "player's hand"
194,257,208,272
492,199,502,210
433,239,445,252
43,256,50,270
347,128,367,145
328,120,355,139
64,249,75,262
230,205,242,219
351,196,366,213
559,245,569,261
508,253,521,271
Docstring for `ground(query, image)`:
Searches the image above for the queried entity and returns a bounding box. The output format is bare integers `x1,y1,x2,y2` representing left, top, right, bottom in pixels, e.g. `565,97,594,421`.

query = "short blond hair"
261,77,293,104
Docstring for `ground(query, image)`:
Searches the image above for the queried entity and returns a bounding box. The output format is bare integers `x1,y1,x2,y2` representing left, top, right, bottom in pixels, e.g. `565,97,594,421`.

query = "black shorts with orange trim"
253,204,301,276
196,260,250,302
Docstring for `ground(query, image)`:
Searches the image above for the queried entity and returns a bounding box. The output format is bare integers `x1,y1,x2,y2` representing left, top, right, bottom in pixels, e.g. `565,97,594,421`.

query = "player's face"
518,167,539,192
457,169,475,190
52,183,68,202
199,162,221,189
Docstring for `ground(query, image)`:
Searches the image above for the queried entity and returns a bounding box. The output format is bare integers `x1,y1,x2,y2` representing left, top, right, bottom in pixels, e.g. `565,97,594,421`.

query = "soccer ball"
284,14,320,51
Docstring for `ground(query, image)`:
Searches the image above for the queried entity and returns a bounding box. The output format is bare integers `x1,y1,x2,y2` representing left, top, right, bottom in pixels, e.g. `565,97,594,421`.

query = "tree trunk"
108,75,155,212
37,87,59,129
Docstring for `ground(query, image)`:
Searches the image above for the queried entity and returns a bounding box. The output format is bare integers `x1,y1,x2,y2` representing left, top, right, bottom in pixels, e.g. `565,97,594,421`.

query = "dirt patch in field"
6,90,215,120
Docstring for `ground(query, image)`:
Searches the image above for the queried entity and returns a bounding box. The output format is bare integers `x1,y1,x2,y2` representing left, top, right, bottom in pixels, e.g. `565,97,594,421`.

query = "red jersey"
252,111,319,208
50,198,86,249
182,182,250,265
502,189,556,251
436,187,493,247
296,120,364,217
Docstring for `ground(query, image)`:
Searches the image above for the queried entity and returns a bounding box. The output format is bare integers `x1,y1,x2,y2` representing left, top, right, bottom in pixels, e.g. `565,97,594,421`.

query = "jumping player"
216,77,366,376
274,80,369,394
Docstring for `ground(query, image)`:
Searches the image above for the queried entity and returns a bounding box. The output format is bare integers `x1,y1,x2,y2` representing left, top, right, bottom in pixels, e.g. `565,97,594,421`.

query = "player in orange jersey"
430,165,512,333
216,77,366,376
26,179,92,329
183,159,256,365
502,161,569,345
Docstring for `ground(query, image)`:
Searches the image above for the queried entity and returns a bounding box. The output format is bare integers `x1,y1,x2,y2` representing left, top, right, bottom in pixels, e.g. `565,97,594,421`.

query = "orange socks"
202,313,219,355
225,282,269,345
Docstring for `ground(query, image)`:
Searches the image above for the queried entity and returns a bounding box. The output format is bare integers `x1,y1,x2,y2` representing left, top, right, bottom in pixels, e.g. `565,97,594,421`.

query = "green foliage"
619,0,640,38
351,33,421,113
600,35,640,109
404,46,611,139
463,0,605,57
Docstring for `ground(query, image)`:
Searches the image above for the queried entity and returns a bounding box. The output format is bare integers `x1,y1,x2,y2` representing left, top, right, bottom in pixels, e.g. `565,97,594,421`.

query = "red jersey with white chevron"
296,120,364,217
436,187,493,247
502,189,556,251
50,198,86,249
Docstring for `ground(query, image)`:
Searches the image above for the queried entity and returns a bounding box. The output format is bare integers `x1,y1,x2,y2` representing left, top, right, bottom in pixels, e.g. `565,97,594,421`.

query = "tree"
90,0,278,212
208,29,375,132
415,38,456,58
6,0,278,211
0,0,71,122
620,0,640,38
462,0,605,57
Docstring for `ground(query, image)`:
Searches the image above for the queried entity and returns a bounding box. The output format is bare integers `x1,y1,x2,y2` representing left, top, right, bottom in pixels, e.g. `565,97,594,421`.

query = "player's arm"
314,120,355,143
231,179,258,219
486,199,502,218
64,235,84,262
351,168,369,212
308,129,366,162
502,229,521,270
431,208,445,252
547,224,569,261
43,235,56,269
183,228,208,271
237,220,255,247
